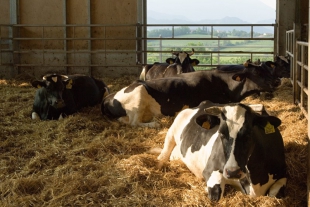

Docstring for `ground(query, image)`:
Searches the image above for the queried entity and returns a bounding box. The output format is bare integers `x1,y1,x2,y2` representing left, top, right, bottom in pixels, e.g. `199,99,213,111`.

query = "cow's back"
68,75,103,108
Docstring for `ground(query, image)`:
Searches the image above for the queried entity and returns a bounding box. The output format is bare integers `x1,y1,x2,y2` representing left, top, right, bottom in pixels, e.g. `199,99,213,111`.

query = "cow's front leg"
206,170,225,201
157,131,176,169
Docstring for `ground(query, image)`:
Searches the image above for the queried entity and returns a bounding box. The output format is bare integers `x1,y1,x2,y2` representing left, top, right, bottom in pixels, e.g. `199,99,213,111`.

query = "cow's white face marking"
223,105,247,178
52,77,57,83
178,52,187,64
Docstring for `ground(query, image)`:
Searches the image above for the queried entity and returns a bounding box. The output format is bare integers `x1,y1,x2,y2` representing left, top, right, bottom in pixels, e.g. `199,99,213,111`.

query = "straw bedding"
0,74,308,207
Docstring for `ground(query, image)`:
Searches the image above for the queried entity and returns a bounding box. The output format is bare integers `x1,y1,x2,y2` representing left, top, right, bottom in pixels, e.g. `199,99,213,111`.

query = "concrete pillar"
276,0,296,55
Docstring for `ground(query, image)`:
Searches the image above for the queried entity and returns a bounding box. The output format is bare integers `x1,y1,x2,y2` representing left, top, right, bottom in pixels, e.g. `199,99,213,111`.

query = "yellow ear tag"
235,76,241,81
66,79,73,89
170,60,174,64
192,62,196,66
264,121,275,134
271,64,275,68
243,62,248,67
202,121,211,129
37,84,41,88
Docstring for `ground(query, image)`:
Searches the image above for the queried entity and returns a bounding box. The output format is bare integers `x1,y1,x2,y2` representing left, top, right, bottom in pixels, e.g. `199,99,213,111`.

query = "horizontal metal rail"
1,23,276,74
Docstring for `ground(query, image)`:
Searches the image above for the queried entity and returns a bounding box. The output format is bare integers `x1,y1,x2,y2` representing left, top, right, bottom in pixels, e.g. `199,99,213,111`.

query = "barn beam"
63,0,68,74
10,0,19,78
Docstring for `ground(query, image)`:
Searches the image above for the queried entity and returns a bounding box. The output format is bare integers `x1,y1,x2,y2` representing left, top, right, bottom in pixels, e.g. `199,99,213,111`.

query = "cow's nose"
225,168,242,179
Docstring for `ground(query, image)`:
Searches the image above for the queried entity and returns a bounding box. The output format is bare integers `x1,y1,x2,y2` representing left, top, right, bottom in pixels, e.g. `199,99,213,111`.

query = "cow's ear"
190,59,200,66
265,61,276,69
232,74,246,82
253,115,281,134
166,58,175,64
204,106,223,116
31,80,46,88
196,114,220,129
64,79,73,89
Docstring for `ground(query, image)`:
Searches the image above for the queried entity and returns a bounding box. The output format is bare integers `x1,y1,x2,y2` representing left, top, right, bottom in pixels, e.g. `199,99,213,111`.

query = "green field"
147,34,274,67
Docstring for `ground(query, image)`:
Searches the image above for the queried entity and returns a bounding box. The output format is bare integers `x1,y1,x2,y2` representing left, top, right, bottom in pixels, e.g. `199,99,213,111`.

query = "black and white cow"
139,48,199,81
154,100,287,201
101,66,276,127
31,74,109,120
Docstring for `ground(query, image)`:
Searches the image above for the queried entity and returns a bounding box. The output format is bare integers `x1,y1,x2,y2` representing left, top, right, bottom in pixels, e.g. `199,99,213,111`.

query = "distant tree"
174,26,191,36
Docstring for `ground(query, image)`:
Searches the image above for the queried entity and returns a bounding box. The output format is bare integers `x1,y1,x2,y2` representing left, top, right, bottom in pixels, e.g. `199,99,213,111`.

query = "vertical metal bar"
104,25,106,65
300,44,304,108
217,36,220,64
159,35,162,62
88,0,92,75
136,23,140,64
136,0,144,65
63,0,68,74
293,23,301,104
274,22,277,56
73,26,75,69
142,0,147,65
0,26,2,66
42,26,45,66
10,0,19,77
307,0,310,203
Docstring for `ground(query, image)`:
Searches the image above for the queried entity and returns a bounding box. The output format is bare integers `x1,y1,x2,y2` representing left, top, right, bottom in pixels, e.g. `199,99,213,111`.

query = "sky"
147,0,276,23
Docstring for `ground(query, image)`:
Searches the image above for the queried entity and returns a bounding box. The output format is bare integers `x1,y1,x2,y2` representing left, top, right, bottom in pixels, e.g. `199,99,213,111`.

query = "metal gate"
286,24,308,119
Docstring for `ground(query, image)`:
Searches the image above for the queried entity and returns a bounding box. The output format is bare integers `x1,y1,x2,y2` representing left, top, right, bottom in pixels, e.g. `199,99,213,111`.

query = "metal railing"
143,24,275,68
286,24,308,119
0,23,276,77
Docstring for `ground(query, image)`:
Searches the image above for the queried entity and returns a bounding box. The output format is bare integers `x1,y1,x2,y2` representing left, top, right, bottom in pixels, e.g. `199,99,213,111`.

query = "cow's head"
171,48,195,66
204,103,281,180
229,66,276,100
31,74,71,109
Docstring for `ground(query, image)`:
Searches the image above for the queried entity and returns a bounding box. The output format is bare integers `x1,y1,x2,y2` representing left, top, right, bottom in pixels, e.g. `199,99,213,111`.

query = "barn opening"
145,0,277,69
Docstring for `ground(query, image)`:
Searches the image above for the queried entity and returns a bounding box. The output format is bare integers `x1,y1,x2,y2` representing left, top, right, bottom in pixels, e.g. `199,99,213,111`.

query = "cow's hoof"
31,112,40,120
207,184,222,201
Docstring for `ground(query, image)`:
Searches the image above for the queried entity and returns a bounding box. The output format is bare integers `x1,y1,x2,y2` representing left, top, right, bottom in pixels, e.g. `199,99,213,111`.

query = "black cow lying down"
153,100,287,201
246,55,290,79
31,74,109,120
101,65,277,127
218,55,290,85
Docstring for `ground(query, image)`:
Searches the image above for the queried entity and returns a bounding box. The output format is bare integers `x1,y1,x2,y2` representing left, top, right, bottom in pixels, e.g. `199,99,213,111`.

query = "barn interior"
0,0,310,206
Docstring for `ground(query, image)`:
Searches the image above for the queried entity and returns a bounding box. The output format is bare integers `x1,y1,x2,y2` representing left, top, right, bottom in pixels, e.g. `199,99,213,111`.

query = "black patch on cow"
179,101,228,170
101,93,126,118
239,176,251,194
180,111,220,157
207,184,222,201
246,123,286,186
202,137,226,183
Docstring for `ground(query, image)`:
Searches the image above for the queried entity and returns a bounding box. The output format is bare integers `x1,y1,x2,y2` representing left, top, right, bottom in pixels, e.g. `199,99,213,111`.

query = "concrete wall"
0,0,140,79
276,0,296,55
